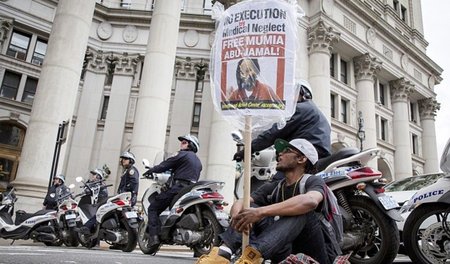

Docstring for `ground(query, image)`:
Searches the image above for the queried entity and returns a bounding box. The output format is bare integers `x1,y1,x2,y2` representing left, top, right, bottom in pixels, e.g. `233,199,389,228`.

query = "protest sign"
211,0,300,131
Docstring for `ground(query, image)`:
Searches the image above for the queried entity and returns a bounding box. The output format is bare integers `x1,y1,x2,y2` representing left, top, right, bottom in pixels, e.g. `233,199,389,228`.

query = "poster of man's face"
237,58,260,91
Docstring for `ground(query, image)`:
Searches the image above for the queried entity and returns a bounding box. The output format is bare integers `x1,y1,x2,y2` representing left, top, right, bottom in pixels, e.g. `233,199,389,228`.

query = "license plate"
65,214,76,220
125,211,137,219
378,195,400,210
215,211,229,220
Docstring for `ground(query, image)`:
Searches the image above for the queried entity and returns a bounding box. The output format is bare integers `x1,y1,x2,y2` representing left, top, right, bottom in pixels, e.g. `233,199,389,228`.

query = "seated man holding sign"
196,138,329,264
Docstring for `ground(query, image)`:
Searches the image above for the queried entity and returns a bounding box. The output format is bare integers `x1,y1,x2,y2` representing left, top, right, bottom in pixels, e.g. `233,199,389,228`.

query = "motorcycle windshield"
56,186,72,204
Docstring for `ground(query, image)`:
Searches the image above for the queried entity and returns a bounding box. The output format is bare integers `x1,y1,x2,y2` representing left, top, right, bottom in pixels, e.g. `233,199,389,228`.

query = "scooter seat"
316,147,360,172
14,209,54,225
169,181,217,208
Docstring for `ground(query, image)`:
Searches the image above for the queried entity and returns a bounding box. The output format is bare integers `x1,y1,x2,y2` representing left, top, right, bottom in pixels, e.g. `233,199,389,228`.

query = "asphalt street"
0,239,412,264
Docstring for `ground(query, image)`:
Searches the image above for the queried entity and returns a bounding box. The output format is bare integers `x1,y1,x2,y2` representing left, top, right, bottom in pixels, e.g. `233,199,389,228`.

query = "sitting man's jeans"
220,210,328,264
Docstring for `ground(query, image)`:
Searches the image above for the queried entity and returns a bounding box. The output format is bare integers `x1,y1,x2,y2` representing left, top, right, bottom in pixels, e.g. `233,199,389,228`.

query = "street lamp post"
357,111,365,151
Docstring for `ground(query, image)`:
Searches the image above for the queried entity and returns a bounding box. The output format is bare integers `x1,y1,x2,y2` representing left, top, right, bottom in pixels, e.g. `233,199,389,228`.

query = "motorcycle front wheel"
62,227,80,247
192,209,224,257
403,203,450,264
117,219,138,252
77,232,98,249
137,221,159,255
347,196,400,264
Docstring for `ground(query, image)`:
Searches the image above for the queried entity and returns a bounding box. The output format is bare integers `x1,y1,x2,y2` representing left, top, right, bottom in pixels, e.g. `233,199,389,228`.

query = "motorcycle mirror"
142,158,150,167
231,131,243,142
68,184,75,189
75,176,83,183
50,193,55,198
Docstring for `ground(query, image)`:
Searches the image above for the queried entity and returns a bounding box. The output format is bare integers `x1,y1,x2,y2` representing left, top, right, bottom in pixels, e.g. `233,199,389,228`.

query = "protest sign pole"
242,115,252,250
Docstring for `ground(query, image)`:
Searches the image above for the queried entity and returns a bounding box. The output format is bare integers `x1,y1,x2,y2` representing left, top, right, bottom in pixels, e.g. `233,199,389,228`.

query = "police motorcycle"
53,183,79,247
231,132,402,264
137,158,229,256
400,138,450,264
75,176,139,252
232,132,277,199
0,186,59,245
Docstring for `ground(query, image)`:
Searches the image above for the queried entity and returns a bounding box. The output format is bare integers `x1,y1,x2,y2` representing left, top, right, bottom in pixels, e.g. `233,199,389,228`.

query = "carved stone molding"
85,48,110,74
307,20,340,55
0,19,12,50
113,53,139,75
175,57,210,80
418,97,440,120
389,78,414,103
366,27,376,46
354,53,382,82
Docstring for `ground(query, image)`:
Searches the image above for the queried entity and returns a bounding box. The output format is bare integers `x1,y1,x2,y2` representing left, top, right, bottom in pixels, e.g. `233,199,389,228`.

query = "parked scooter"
0,187,59,245
400,139,450,264
54,184,79,247
75,177,139,252
317,147,402,264
137,158,229,256
231,132,402,264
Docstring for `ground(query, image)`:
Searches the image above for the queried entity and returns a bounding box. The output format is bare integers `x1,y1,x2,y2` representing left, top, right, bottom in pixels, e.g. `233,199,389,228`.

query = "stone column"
307,20,340,121
167,57,197,151
99,53,138,186
419,97,440,173
390,78,414,180
13,0,96,211
206,110,236,205
354,53,382,154
130,0,181,197
65,48,109,182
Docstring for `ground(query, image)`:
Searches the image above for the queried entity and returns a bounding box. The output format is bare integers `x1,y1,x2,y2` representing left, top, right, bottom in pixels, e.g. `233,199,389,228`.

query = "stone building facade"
0,0,442,210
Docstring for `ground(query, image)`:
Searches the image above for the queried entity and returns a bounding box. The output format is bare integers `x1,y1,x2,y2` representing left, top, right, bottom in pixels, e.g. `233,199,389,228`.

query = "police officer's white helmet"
178,134,200,153
296,79,313,100
54,174,65,184
120,151,136,164
90,168,105,180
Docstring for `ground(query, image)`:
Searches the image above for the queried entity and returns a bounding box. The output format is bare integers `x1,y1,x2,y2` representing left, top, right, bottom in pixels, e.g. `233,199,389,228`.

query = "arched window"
0,122,25,190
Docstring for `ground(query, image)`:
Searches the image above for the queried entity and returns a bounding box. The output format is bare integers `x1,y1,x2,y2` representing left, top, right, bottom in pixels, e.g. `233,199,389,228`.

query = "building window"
0,123,22,147
120,0,131,8
22,77,38,104
100,96,110,120
380,118,387,141
0,71,21,100
393,0,399,12
6,31,31,61
401,5,407,22
410,102,417,123
412,134,418,155
340,99,348,124
330,93,336,118
32,39,47,66
330,53,335,78
192,103,201,128
379,83,386,105
340,60,348,84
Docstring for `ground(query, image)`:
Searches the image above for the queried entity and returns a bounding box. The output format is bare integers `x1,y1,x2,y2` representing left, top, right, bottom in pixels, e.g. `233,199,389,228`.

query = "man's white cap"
275,138,319,165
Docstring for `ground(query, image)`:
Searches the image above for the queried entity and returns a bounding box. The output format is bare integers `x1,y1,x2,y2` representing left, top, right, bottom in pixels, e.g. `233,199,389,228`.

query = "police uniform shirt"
147,150,202,183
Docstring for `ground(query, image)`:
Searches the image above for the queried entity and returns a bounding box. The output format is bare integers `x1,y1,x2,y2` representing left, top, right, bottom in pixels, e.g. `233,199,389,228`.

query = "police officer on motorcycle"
143,134,202,248
43,174,68,210
118,151,139,206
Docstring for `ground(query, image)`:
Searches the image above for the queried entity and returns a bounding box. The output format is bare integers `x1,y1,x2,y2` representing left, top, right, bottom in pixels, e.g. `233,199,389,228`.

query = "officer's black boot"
147,235,160,248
